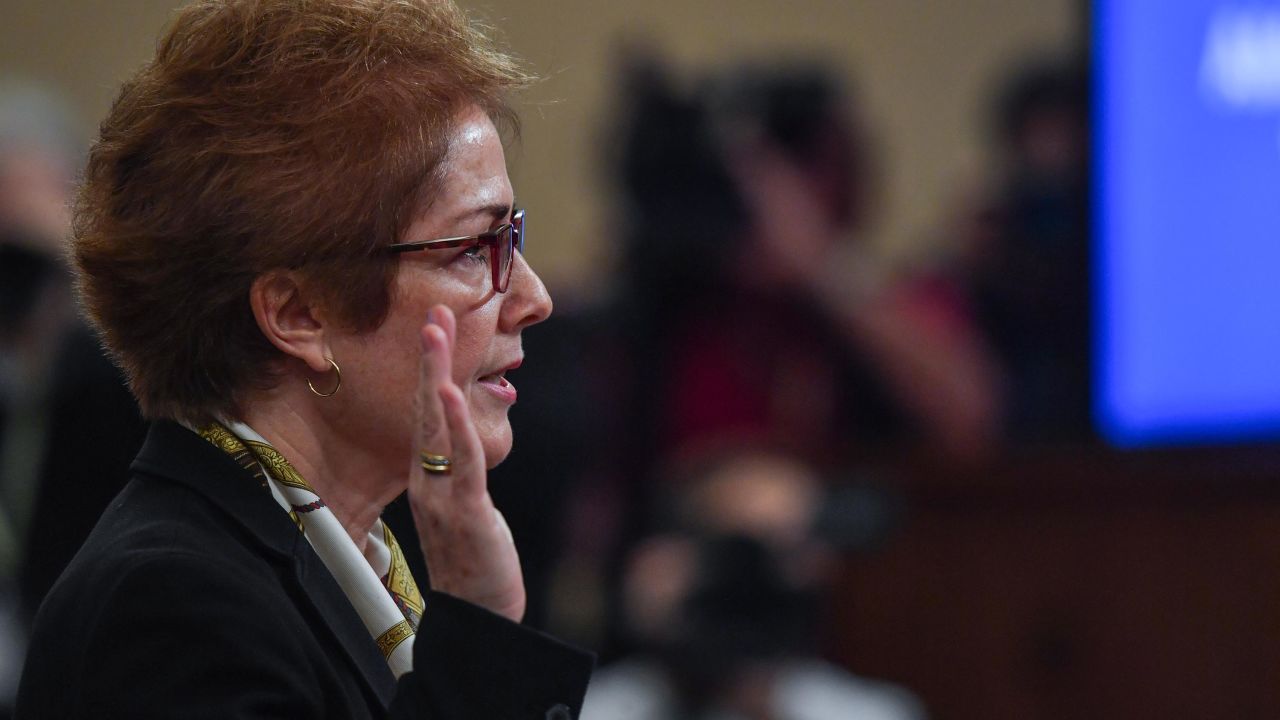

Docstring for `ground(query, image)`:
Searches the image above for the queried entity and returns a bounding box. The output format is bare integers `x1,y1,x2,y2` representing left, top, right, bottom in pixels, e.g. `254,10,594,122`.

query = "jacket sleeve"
390,591,595,719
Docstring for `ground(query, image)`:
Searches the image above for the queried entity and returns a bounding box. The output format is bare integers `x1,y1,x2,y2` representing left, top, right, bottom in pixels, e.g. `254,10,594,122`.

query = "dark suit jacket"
16,421,593,719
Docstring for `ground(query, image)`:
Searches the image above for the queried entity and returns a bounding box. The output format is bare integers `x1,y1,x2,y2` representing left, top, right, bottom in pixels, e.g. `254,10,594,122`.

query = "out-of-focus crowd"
0,49,1086,719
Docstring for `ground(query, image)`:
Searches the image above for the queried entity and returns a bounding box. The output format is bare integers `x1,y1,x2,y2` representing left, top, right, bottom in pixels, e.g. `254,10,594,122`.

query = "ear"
249,271,332,374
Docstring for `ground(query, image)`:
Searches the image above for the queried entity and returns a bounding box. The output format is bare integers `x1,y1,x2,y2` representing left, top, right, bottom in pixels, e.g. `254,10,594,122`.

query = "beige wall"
1,0,1079,294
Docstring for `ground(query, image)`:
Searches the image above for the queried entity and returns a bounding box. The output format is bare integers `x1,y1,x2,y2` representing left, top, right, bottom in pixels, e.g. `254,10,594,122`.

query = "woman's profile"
16,0,592,717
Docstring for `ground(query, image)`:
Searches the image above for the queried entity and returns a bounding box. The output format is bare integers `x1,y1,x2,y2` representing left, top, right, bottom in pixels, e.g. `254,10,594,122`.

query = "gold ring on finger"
420,450,452,475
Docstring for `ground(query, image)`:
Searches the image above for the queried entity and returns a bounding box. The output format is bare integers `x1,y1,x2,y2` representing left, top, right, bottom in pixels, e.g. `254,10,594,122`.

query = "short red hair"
74,0,530,424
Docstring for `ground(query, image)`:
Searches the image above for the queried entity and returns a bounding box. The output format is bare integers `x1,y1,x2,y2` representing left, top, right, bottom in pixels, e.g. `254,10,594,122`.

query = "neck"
239,394,406,554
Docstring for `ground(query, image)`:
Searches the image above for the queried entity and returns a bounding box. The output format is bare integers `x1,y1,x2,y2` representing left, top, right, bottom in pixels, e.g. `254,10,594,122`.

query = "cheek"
450,335,486,384
447,307,498,383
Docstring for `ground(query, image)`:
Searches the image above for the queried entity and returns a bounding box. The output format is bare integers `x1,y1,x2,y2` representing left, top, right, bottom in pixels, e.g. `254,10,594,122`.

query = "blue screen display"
1095,0,1280,446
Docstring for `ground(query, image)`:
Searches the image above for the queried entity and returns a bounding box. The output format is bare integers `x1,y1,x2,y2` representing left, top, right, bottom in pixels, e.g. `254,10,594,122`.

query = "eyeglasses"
387,208,525,293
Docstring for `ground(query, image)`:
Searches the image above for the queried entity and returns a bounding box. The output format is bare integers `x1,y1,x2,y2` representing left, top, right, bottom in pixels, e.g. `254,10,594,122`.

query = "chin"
480,422,514,470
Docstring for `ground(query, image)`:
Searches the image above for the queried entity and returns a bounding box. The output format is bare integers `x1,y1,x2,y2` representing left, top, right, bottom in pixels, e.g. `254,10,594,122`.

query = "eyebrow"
450,201,515,226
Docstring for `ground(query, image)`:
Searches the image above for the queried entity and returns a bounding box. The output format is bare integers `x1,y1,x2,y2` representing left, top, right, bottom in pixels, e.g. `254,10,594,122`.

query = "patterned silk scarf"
199,421,424,677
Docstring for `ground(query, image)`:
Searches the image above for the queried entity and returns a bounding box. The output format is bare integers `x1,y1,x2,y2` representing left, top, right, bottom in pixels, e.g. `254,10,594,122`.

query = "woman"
16,1,592,717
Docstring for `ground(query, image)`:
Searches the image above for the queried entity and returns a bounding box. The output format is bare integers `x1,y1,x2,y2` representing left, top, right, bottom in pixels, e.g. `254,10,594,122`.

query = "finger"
414,308,453,465
434,303,458,352
431,304,457,380
439,381,486,497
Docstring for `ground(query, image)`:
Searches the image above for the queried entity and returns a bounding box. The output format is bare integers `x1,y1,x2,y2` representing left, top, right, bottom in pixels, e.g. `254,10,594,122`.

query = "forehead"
426,109,512,222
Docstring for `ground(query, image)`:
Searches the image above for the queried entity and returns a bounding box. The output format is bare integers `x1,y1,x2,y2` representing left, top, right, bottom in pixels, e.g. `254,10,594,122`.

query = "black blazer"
17,421,593,719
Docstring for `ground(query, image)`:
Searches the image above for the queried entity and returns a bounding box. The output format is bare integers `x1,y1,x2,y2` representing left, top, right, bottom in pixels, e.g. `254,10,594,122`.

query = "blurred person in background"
564,57,1000,656
953,58,1089,443
0,83,147,633
17,1,593,717
0,81,80,571
603,57,1000,489
582,450,926,720
0,81,84,714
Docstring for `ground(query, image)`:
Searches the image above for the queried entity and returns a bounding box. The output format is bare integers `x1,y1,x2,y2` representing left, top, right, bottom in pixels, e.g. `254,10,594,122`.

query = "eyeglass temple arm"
387,226,509,253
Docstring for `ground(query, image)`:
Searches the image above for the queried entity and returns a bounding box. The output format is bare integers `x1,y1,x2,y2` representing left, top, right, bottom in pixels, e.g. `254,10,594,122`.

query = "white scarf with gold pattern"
199,421,424,677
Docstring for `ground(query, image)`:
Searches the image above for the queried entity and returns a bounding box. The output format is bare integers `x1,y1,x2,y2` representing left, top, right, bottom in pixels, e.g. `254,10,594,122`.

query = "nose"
499,250,552,332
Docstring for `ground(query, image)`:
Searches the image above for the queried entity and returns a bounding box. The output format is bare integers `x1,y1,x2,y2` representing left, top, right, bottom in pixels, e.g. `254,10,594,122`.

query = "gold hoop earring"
306,358,342,397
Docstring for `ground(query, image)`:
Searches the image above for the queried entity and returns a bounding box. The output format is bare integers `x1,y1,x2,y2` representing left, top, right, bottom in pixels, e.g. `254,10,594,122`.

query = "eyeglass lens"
497,210,523,293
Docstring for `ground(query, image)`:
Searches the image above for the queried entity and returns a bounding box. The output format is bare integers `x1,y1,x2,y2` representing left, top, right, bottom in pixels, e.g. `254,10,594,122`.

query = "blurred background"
1,0,1079,288
4,0,1280,718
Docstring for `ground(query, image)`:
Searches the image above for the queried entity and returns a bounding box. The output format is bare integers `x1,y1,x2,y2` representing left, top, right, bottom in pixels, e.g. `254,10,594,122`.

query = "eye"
459,243,489,265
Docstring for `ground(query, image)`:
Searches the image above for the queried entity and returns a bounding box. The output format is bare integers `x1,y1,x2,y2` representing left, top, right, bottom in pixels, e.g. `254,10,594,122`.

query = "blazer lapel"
292,538,399,707
131,421,399,708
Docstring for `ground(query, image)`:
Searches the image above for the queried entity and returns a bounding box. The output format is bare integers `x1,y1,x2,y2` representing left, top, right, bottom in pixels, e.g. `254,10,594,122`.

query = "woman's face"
326,106,552,471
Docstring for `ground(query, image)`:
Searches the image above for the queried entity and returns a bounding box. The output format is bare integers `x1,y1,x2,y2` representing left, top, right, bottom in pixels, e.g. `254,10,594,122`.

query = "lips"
476,358,521,403
478,357,521,382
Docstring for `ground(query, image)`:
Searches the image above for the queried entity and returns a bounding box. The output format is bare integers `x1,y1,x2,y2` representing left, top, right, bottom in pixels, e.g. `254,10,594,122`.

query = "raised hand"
729,141,837,289
407,304,526,622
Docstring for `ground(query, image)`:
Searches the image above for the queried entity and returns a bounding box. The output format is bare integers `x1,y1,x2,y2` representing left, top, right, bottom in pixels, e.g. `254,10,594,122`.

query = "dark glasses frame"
387,208,525,293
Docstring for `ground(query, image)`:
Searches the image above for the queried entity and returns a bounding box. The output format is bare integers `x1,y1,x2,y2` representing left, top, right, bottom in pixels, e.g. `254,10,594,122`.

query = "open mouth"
476,366,518,403
476,356,521,402
477,372,510,388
